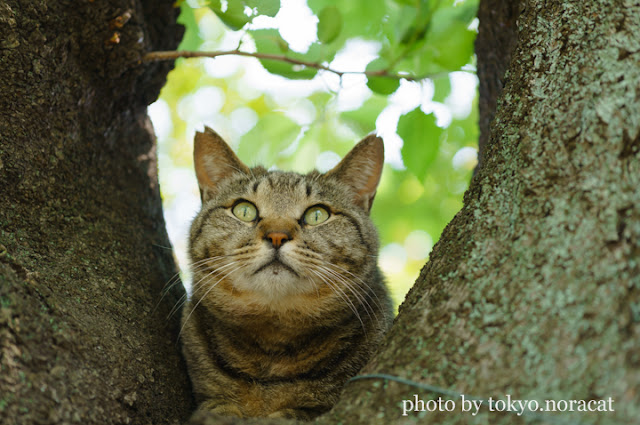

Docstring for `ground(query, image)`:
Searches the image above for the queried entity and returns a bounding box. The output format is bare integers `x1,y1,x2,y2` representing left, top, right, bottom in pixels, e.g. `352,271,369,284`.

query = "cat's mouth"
254,258,298,276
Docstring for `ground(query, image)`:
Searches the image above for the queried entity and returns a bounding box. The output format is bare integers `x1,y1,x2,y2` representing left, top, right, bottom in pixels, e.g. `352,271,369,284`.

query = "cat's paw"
197,401,244,418
267,408,320,420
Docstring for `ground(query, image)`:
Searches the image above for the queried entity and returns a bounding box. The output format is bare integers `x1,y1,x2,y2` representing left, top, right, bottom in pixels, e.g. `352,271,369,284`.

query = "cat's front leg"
267,407,326,421
197,400,244,418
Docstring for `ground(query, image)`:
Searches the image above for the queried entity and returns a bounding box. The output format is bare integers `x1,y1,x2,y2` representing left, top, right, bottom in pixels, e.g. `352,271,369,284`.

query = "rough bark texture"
0,1,192,424
475,0,521,166
319,1,640,424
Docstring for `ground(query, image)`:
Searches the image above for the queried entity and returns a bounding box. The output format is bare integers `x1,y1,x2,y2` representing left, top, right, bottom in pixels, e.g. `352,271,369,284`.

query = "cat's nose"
266,232,289,249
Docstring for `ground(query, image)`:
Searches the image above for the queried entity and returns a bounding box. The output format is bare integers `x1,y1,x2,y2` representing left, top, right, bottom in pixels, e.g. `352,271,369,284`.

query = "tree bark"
0,1,192,423
475,0,521,167
320,1,640,424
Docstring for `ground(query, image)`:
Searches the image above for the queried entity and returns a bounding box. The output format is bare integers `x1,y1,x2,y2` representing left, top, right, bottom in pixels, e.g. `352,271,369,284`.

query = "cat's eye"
303,205,330,226
232,201,258,222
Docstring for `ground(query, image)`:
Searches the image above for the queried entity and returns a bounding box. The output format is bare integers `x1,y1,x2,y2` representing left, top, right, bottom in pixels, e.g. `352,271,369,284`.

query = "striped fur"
181,128,393,420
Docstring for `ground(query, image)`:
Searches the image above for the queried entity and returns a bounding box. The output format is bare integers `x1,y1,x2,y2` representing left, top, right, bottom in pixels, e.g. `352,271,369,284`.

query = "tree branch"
142,50,442,81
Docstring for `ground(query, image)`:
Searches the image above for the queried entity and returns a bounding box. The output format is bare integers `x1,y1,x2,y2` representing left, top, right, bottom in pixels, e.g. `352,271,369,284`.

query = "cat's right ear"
326,134,384,214
194,127,250,202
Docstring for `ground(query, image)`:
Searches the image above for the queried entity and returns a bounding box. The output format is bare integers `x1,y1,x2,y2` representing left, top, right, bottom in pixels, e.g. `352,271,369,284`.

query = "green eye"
232,201,257,222
304,206,330,226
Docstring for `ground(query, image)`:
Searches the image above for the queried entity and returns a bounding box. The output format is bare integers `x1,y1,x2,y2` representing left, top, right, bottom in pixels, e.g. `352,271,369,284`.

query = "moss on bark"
0,0,192,423
321,1,640,424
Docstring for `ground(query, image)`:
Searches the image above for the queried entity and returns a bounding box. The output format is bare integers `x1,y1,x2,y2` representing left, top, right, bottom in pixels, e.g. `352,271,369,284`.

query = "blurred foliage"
153,0,479,307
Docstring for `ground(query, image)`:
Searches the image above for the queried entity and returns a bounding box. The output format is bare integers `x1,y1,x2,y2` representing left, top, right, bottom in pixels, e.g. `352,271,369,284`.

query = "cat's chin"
231,271,317,304
253,258,298,277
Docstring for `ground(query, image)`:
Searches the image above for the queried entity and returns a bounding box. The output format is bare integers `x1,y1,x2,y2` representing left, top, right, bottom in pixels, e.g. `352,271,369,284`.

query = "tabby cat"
181,127,393,420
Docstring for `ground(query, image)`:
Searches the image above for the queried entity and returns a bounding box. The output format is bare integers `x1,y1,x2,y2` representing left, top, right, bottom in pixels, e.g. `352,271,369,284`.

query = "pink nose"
266,232,289,248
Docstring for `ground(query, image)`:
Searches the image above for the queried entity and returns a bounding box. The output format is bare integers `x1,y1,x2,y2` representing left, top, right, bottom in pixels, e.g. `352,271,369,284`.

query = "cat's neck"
196,288,355,334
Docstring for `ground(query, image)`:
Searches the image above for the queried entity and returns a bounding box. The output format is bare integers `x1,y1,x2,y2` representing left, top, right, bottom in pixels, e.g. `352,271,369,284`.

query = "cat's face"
188,128,384,311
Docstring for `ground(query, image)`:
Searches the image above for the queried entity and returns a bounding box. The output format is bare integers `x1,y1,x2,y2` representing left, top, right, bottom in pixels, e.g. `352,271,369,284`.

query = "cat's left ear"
194,127,250,202
327,135,384,214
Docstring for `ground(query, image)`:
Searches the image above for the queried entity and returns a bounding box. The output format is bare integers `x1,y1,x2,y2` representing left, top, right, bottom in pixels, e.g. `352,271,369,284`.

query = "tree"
319,1,639,424
0,1,192,423
1,1,638,425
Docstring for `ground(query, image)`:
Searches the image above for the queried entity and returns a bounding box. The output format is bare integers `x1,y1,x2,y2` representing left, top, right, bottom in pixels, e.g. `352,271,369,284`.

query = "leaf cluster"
158,0,479,303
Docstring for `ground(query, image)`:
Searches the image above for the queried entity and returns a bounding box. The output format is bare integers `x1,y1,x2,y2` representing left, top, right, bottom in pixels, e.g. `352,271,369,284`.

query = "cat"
180,127,393,420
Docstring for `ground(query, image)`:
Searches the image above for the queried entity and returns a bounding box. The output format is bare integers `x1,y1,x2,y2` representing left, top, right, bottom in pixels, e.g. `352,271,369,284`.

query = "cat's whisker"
190,261,240,295
307,267,366,333
163,291,189,320
191,260,236,277
291,246,378,317
298,249,385,329
179,264,245,340
231,244,261,254
183,255,235,275
157,257,229,317
190,256,237,269
152,270,185,315
188,256,248,281
160,270,183,295
167,259,241,320
307,268,365,331
314,264,379,329
191,264,244,304
322,261,385,313
157,255,235,310
318,266,372,312
333,270,383,314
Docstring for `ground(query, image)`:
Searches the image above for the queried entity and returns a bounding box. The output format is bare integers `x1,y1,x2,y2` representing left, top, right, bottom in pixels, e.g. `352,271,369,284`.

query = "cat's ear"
327,135,384,214
194,127,250,202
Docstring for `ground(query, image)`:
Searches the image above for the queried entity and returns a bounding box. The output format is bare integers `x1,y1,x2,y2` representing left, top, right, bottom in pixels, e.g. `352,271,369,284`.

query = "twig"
142,49,433,81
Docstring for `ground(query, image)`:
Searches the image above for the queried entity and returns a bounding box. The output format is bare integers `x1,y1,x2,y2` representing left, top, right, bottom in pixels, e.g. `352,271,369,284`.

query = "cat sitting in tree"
181,127,393,420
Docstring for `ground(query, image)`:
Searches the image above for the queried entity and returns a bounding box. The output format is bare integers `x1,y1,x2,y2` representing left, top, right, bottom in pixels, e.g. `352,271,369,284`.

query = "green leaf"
341,96,388,135
247,0,281,17
449,0,480,24
308,0,387,43
206,0,251,30
307,91,335,109
432,75,452,103
177,3,203,51
421,2,478,69
251,29,318,79
392,0,419,5
252,28,289,53
429,23,476,70
366,58,400,95
289,42,324,63
393,0,478,75
238,113,302,166
399,0,434,44
398,108,443,180
317,6,343,44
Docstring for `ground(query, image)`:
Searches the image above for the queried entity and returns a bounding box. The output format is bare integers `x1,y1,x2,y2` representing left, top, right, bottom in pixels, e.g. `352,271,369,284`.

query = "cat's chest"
212,319,341,380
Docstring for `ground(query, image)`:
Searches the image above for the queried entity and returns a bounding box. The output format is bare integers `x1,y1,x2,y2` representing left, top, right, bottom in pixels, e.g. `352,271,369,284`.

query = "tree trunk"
321,1,640,424
0,1,192,423
474,0,521,166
